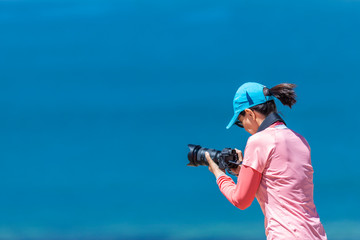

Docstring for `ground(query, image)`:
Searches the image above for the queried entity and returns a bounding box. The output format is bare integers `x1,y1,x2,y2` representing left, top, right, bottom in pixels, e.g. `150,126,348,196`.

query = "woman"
205,82,327,239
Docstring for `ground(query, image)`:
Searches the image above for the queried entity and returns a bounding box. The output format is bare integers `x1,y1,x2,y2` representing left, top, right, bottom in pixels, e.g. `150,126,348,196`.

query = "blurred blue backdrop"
0,0,360,239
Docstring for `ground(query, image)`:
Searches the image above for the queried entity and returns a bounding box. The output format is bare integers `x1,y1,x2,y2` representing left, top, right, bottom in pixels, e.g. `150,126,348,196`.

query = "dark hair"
239,83,297,117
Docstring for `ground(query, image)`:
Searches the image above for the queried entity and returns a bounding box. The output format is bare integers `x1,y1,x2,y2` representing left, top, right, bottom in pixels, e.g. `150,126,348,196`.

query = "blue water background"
0,0,360,239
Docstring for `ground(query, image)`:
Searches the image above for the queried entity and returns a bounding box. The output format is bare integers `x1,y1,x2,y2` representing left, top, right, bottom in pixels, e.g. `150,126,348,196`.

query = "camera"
187,144,241,176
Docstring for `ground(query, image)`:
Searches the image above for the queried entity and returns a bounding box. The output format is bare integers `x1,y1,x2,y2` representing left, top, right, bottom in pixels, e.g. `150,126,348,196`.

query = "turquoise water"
0,0,360,239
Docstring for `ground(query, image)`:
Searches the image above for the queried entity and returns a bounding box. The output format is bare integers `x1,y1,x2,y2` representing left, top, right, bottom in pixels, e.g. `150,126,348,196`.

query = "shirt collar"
257,112,286,133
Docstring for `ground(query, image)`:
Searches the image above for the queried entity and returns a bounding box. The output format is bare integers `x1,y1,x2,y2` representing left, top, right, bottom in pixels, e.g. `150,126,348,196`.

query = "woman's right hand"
230,148,243,175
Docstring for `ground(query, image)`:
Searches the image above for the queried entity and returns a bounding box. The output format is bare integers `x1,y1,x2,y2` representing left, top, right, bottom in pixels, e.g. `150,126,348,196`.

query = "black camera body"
187,144,241,175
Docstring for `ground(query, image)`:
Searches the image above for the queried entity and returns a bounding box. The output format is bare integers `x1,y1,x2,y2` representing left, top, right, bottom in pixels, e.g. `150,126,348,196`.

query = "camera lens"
187,144,220,167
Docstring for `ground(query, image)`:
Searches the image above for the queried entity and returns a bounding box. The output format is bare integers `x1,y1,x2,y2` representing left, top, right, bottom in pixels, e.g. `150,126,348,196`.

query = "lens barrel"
187,144,221,167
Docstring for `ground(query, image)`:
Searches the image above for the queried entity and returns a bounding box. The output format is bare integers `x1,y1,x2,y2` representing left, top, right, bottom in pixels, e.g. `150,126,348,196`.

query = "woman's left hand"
205,152,226,178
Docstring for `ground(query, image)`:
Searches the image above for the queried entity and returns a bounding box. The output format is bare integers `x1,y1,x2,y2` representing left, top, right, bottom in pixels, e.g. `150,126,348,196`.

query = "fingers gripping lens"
187,144,241,175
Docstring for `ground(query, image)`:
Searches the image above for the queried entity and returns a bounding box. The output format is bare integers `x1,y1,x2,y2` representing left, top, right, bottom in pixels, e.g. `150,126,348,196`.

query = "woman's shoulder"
247,128,276,147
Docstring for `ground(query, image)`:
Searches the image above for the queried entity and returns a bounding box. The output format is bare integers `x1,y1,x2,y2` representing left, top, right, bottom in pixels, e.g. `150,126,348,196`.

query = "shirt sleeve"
216,165,262,210
242,132,275,173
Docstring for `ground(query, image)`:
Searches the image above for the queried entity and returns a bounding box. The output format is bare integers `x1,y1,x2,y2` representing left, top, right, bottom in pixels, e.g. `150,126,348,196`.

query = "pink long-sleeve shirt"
217,123,327,239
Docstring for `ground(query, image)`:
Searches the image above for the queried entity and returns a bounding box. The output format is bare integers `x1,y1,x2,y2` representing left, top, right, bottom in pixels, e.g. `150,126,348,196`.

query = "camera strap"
257,112,286,133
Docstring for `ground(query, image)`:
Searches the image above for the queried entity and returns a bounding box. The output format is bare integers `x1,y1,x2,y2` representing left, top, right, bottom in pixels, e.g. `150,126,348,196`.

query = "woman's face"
238,109,261,135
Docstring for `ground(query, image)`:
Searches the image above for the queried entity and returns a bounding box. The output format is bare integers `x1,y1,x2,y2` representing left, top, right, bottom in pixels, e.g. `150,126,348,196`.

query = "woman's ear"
244,109,256,120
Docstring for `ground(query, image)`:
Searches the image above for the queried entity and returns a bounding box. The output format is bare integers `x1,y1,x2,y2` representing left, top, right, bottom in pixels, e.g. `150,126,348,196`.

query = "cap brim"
226,112,240,129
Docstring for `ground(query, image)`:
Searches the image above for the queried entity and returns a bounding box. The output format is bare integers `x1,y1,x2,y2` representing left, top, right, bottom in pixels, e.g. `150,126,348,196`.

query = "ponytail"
266,83,297,108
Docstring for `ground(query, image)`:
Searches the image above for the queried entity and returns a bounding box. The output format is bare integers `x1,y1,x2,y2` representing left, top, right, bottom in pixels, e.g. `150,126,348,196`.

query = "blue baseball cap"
226,82,275,129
